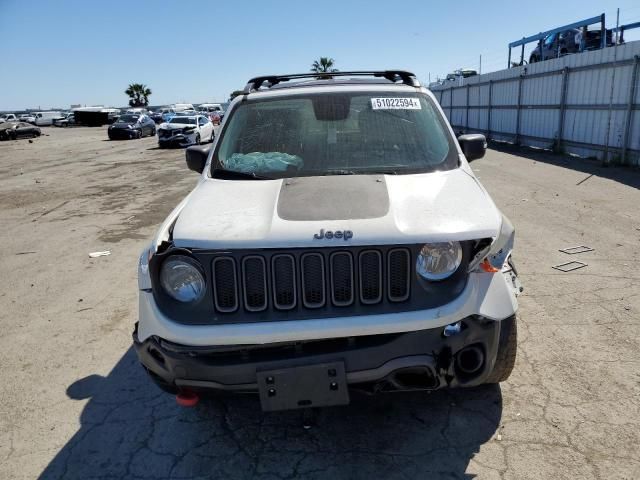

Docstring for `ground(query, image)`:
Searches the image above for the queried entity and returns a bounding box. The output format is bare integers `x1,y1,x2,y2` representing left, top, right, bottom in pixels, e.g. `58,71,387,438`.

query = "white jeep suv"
135,71,521,411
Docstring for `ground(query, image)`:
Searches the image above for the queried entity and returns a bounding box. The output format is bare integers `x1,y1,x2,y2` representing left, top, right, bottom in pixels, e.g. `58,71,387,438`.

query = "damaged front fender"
468,214,515,272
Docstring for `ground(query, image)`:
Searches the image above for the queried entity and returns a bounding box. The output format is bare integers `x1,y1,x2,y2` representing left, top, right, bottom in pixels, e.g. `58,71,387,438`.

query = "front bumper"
108,128,137,139
158,131,196,147
133,315,504,395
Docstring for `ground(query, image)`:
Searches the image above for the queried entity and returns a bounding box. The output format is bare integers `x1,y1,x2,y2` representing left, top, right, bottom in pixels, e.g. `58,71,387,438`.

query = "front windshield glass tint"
169,117,196,124
215,92,455,177
119,114,139,123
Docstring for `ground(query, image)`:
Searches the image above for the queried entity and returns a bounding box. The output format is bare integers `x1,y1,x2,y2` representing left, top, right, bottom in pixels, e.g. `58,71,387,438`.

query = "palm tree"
125,83,152,107
311,57,338,73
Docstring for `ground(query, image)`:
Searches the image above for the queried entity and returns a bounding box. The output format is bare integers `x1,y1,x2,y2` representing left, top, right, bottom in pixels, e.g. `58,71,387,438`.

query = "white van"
34,111,62,126
199,103,223,113
171,103,195,112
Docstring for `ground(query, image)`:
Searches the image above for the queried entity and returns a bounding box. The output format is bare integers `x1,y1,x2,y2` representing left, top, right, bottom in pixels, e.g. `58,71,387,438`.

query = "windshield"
118,114,139,123
169,117,196,124
214,92,456,178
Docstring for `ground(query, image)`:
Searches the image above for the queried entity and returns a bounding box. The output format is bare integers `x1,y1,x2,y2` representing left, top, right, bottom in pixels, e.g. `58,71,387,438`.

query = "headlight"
416,242,462,281
159,255,206,303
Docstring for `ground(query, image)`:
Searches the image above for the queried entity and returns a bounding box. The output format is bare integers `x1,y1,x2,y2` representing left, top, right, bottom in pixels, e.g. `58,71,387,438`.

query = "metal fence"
430,41,640,166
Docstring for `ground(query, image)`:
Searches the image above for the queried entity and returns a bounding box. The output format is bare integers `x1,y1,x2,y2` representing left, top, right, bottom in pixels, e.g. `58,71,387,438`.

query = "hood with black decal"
171,169,502,249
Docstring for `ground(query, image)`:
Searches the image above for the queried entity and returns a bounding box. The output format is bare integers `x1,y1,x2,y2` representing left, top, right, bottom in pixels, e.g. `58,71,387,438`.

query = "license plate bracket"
257,362,349,412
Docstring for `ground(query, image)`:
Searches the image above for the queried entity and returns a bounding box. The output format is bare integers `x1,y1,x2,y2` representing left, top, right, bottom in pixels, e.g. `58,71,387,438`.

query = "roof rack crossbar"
243,70,420,92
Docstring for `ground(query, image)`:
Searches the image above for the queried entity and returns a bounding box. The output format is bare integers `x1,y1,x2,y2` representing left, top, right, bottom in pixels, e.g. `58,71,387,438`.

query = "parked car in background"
172,103,195,112
106,109,122,124
18,113,36,124
54,113,77,127
157,114,213,148
52,112,72,126
33,111,62,126
445,69,478,85
151,107,174,123
529,28,613,63
209,112,222,125
0,122,41,140
107,113,156,140
126,107,148,115
0,114,18,122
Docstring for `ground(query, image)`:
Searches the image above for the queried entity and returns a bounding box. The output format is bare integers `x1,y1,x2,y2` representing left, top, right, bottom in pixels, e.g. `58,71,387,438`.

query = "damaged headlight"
416,242,462,281
159,255,206,303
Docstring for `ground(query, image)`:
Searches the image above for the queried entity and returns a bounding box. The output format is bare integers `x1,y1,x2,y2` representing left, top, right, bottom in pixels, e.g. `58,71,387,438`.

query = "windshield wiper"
322,168,403,176
366,169,400,175
211,168,273,180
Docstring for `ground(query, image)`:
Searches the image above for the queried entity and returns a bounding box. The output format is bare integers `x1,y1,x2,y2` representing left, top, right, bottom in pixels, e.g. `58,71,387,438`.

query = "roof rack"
243,70,420,93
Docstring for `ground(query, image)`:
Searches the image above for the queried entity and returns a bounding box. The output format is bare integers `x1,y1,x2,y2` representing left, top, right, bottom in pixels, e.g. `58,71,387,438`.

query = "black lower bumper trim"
133,316,502,395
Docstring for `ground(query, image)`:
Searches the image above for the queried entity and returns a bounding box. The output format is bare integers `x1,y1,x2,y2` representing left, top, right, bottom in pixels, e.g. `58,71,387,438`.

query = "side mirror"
458,134,487,162
185,144,211,173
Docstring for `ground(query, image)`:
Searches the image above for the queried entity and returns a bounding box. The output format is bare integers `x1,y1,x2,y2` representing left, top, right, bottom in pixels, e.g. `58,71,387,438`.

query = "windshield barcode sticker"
371,98,421,110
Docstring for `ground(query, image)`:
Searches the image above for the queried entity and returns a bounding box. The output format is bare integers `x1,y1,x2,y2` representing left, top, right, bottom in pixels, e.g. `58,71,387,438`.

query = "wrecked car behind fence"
134,71,521,411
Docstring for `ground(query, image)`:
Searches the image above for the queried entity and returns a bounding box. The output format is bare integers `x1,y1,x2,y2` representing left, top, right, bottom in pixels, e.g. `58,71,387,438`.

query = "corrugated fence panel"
521,108,558,142
522,74,563,105
429,40,640,165
491,80,519,106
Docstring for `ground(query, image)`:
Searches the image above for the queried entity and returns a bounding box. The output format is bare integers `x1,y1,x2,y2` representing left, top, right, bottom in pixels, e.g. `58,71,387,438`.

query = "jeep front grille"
272,254,296,310
212,257,238,312
210,248,411,314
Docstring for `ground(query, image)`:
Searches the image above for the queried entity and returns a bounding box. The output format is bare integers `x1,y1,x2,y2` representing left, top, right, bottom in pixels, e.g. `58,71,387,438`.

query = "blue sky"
1,0,639,110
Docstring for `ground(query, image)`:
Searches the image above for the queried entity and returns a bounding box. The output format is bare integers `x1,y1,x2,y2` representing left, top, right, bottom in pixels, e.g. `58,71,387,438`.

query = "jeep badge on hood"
313,229,353,240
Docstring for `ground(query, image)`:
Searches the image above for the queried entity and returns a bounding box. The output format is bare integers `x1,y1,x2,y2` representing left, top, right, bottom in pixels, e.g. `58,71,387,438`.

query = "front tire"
136,129,142,139
485,315,518,383
195,133,201,145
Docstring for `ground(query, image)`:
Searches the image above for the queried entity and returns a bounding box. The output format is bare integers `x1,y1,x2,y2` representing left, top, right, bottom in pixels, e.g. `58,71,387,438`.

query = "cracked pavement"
0,127,639,479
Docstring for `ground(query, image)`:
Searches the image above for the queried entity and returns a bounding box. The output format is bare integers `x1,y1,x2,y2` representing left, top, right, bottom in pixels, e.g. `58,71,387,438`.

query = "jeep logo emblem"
313,229,353,241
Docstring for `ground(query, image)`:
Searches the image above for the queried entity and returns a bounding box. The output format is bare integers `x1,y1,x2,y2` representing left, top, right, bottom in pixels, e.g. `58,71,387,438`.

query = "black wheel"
151,127,156,136
195,133,201,145
137,129,142,139
485,314,518,383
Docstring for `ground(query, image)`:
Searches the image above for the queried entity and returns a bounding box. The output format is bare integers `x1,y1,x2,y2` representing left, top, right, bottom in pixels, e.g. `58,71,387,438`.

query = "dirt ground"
0,126,639,480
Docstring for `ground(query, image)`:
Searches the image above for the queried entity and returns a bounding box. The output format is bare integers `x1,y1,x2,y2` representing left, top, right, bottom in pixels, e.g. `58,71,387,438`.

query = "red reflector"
176,391,200,407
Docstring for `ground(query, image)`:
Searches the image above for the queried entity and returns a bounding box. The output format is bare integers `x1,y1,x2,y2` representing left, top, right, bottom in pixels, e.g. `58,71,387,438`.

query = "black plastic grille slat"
301,253,326,308
330,252,354,306
242,256,267,311
211,248,412,313
212,257,238,312
388,249,411,302
272,255,296,310
359,250,382,304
